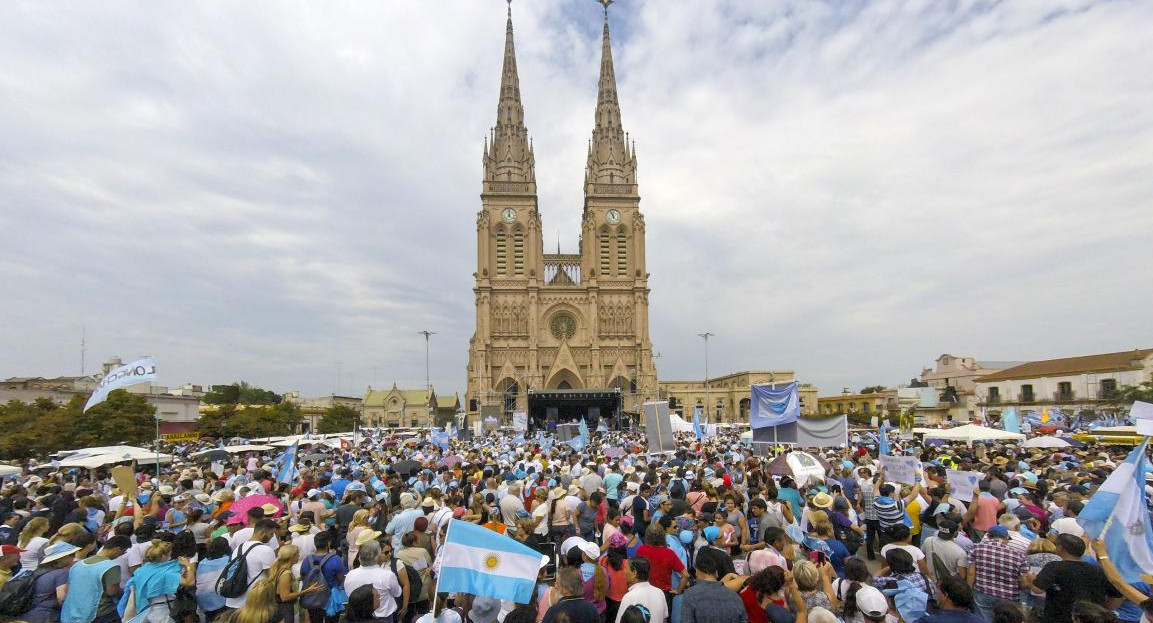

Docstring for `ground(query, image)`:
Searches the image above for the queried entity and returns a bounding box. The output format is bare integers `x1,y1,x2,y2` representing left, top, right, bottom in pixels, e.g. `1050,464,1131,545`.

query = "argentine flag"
438,519,546,603
692,406,704,440
275,441,299,486
878,424,891,456
1078,439,1153,583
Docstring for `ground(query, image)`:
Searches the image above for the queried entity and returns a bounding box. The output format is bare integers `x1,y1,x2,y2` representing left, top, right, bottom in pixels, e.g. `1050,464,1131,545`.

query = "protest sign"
512,411,528,432
946,469,983,503
879,455,921,485
110,465,138,500
1133,401,1153,436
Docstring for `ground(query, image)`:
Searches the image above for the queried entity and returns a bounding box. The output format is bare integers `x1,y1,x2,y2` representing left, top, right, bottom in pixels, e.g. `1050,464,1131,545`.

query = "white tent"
58,449,174,469
1022,436,1072,448
191,444,273,457
922,424,1025,445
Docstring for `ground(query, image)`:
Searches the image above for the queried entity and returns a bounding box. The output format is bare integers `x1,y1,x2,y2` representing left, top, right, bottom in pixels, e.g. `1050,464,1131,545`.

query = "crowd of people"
0,427,1149,623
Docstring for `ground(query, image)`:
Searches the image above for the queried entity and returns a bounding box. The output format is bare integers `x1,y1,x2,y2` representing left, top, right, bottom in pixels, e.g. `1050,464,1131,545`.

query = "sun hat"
812,493,834,509
41,541,80,564
194,493,212,505
469,597,502,623
260,503,280,516
307,489,321,499
355,529,382,547
288,523,312,534
568,484,581,497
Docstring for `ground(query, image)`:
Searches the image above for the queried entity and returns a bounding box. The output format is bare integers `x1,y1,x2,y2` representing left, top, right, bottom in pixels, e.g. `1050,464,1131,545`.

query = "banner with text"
879,455,921,485
512,411,528,432
84,357,157,412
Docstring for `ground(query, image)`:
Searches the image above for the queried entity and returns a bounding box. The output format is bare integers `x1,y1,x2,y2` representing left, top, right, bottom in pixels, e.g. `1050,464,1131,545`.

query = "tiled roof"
975,349,1153,382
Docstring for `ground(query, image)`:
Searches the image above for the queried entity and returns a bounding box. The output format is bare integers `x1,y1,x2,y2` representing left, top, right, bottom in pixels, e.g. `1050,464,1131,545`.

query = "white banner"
879,455,921,485
946,469,983,503
84,357,157,412
512,411,528,432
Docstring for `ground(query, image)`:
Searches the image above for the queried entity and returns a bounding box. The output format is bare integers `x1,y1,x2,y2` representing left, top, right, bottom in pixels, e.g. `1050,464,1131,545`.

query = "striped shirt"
874,497,905,528
860,481,877,521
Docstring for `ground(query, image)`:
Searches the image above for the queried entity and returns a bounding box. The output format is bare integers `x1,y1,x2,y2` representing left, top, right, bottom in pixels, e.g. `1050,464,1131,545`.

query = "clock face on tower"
501,208,517,223
606,209,621,224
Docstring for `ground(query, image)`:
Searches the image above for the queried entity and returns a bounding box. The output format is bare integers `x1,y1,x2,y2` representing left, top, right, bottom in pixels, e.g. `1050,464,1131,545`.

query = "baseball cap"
0,545,24,556
854,585,889,618
936,519,958,538
987,526,1009,538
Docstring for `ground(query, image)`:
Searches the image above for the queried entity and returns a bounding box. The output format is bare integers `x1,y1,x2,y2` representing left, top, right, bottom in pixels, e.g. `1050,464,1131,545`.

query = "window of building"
1020,384,1035,402
495,229,507,276
862,403,870,413
1057,381,1073,400
715,399,723,419
668,397,680,410
513,229,525,276
988,386,1000,403
1100,378,1118,399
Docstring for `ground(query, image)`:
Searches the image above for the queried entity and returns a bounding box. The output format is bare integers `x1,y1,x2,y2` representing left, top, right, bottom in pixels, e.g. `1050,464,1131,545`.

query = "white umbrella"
0,465,22,477
1022,436,1072,448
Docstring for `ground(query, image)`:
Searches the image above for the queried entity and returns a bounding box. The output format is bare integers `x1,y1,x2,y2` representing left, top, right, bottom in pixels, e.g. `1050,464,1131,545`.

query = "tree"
198,401,299,439
203,382,281,406
859,386,888,394
1108,382,1153,408
318,405,359,434
0,391,156,460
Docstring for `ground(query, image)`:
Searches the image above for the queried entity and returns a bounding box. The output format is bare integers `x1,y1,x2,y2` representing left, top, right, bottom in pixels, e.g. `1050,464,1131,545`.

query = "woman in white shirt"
18,516,50,571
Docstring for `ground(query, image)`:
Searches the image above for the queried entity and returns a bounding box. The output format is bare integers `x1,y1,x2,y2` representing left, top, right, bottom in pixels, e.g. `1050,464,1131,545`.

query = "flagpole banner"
1078,440,1153,583
794,415,848,448
750,382,801,429
643,401,674,453
84,356,157,412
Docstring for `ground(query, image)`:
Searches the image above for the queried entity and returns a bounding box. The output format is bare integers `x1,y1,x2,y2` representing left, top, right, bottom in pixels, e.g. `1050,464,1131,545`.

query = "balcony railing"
1053,391,1076,402
1018,393,1036,403
985,394,1002,405
543,254,581,286
1098,389,1118,400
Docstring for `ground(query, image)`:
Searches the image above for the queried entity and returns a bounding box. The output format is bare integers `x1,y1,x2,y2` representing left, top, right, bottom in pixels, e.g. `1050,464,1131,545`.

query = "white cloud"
0,0,1150,399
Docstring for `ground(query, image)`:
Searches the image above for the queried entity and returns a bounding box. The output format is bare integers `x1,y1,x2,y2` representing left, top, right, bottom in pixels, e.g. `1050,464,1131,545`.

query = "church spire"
586,1,637,188
484,1,536,188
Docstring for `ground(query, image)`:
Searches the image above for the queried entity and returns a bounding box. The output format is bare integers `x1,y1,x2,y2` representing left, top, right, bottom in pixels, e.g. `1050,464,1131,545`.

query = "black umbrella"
193,450,231,462
393,460,421,477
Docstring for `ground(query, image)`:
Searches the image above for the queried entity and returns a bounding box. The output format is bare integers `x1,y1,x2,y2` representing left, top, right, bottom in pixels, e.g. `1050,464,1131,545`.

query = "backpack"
391,558,425,604
300,553,337,610
345,584,377,622
165,585,198,622
216,542,266,599
0,569,42,616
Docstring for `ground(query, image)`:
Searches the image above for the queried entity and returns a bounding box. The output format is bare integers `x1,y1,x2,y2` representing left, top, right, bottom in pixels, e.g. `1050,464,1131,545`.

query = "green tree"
859,386,888,394
1108,382,1153,408
0,391,156,459
200,402,299,439
318,405,359,434
203,382,281,406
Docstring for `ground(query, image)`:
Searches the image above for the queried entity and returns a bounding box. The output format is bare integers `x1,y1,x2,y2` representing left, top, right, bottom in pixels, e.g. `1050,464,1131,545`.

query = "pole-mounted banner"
84,357,157,412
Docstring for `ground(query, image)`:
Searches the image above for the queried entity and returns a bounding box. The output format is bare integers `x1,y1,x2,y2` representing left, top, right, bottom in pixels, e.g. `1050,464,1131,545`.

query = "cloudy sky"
2,0,1151,400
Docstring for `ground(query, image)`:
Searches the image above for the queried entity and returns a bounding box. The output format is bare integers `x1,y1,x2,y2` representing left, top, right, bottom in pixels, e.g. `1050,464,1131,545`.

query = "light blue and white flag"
538,433,554,451
692,406,704,440
84,356,158,412
438,519,545,603
567,436,586,452
1078,439,1153,583
431,430,451,450
579,418,590,443
878,424,891,456
275,442,299,486
1002,407,1020,434
749,382,801,429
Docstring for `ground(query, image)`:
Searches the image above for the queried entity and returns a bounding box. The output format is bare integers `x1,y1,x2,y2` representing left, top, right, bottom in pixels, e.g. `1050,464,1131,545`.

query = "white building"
913,355,1025,423
974,348,1153,416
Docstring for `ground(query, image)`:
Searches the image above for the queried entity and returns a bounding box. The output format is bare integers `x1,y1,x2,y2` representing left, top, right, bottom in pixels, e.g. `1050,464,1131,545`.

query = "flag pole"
431,519,455,616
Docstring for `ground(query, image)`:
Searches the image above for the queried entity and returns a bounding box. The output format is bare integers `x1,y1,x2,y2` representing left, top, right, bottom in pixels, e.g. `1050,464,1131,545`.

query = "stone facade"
466,5,656,420
658,372,818,423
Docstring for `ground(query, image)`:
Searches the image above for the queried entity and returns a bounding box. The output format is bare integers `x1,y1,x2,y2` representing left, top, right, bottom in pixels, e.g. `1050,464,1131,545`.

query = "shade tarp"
667,413,696,434
58,449,174,468
193,444,273,457
751,416,849,449
1022,436,1073,448
922,424,1025,444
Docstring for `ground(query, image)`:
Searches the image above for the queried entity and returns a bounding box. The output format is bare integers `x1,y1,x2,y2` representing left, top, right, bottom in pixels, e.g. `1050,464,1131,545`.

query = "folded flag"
1078,439,1153,583
437,519,545,603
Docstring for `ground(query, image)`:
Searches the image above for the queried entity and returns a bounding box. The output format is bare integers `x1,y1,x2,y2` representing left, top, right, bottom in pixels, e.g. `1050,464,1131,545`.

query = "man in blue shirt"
921,575,985,623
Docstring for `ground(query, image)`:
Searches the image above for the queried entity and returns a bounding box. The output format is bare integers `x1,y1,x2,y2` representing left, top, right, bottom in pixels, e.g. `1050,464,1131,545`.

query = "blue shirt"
778,487,804,522
326,477,350,499
603,473,623,501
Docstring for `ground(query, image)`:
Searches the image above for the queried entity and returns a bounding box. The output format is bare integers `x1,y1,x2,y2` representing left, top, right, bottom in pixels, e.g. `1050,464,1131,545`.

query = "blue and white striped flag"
275,442,299,486
692,406,704,440
878,424,891,456
1078,439,1153,583
369,475,387,494
579,418,590,443
431,430,451,450
438,519,546,603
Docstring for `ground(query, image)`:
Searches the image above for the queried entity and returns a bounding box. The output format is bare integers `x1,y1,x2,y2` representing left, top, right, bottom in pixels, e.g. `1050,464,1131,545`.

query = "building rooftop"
975,349,1153,382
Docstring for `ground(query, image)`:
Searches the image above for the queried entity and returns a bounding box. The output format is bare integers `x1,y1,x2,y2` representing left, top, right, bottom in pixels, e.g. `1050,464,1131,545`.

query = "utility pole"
80,328,86,376
698,332,714,423
419,331,436,428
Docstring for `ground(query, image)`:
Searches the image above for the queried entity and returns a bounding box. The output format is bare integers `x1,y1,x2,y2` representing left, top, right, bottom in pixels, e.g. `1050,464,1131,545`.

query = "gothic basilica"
466,3,656,429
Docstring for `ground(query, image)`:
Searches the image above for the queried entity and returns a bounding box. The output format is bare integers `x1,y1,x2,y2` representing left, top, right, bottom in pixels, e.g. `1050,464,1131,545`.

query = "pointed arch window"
513,227,525,276
616,226,628,276
495,227,508,276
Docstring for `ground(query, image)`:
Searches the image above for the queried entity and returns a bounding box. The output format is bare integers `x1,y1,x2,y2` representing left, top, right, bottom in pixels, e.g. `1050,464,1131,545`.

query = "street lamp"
698,332,714,423
419,331,435,428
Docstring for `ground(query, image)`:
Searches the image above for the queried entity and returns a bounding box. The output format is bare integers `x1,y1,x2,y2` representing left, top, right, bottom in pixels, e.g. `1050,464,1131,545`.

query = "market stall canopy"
58,448,175,469
922,424,1025,445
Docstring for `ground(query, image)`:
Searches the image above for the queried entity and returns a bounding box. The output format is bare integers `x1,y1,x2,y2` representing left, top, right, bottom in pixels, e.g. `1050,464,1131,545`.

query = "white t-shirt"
344,564,402,619
19,536,48,571
126,541,151,569
532,502,550,536
223,541,277,609
229,528,279,551
616,582,668,623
